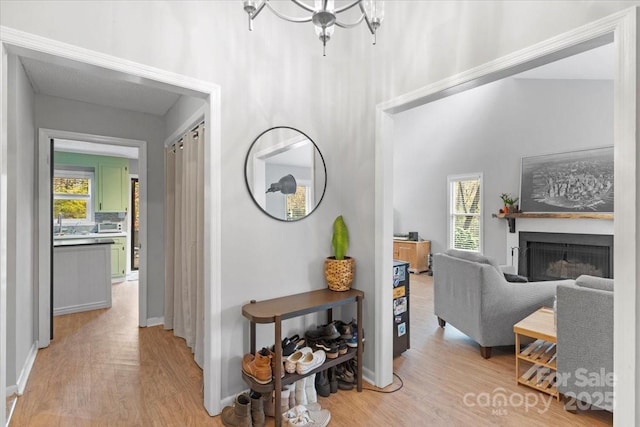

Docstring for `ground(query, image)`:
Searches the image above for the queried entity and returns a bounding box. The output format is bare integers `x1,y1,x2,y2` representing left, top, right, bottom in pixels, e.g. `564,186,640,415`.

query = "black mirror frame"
244,126,327,222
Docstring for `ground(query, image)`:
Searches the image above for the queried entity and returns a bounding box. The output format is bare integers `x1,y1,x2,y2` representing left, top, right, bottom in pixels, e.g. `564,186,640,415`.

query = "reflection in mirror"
245,127,327,221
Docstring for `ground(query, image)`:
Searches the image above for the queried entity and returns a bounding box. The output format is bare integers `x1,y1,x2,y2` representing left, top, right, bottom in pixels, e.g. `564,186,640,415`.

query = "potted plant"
500,193,519,214
324,215,355,292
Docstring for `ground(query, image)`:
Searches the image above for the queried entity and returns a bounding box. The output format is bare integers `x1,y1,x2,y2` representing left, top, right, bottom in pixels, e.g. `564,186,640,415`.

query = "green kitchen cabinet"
55,152,129,214
97,159,129,213
111,237,127,278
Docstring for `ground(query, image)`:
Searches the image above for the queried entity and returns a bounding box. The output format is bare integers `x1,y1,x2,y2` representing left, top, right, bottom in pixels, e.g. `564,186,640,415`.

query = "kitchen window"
448,173,483,252
53,169,94,223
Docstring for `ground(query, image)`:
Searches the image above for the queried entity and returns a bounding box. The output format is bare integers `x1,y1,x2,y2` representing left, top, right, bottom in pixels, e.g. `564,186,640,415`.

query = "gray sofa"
556,275,613,412
433,249,571,358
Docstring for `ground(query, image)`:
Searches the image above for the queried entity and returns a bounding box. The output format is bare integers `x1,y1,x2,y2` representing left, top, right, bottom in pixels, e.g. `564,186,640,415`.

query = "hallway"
10,281,212,426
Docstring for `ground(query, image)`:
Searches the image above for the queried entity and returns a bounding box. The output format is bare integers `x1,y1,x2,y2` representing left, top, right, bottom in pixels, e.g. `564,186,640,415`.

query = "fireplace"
518,232,613,281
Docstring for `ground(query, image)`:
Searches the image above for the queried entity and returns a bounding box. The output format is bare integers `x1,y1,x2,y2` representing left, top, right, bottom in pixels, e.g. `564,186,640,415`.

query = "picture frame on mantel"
519,146,614,214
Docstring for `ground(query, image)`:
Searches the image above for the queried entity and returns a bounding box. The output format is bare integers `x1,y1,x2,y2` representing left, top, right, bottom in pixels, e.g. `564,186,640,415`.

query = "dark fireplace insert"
518,232,613,281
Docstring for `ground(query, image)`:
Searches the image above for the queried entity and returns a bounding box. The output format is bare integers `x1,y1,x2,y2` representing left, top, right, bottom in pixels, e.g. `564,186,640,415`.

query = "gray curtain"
164,124,205,368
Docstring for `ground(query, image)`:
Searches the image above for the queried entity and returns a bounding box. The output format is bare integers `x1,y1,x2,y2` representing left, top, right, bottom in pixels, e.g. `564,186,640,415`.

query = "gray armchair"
433,249,571,358
556,275,613,412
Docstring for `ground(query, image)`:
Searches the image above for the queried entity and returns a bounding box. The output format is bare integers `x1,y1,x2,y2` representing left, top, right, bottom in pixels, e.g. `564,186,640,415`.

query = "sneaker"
296,350,326,375
346,326,365,348
313,340,339,358
335,320,353,339
337,340,348,355
285,347,312,374
282,405,331,427
242,351,272,384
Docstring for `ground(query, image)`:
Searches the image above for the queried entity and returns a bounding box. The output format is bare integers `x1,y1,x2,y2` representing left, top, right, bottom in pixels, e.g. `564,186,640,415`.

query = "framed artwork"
519,146,614,213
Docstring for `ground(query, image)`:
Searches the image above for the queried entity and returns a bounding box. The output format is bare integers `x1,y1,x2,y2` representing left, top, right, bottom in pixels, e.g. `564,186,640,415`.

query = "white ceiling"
20,56,181,116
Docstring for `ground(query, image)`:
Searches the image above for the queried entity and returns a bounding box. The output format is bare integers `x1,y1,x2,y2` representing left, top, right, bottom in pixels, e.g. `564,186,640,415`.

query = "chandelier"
242,0,385,56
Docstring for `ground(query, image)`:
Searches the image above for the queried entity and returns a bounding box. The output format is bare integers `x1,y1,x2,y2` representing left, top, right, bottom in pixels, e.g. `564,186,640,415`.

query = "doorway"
373,10,638,423
0,28,223,424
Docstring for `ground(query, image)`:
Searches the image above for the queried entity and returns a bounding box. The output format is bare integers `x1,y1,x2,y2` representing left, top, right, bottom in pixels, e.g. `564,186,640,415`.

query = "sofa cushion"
575,275,613,292
445,249,501,272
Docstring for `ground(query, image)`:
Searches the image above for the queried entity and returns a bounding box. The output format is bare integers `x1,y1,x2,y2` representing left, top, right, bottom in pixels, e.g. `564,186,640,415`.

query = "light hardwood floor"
11,277,612,426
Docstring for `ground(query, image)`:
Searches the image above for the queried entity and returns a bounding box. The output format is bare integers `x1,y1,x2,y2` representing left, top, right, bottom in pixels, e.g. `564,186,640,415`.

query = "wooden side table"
513,307,559,399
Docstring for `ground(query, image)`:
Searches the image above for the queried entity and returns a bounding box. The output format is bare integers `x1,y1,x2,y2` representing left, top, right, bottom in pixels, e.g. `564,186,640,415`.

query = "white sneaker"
282,405,331,427
296,350,326,375
285,347,312,374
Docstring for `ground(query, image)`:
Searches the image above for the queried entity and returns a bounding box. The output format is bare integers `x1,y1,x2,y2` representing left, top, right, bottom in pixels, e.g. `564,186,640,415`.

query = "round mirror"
245,127,327,221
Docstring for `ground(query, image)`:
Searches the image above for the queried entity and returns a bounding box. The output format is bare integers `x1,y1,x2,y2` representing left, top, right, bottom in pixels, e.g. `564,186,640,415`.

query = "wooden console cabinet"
242,288,364,427
393,240,431,273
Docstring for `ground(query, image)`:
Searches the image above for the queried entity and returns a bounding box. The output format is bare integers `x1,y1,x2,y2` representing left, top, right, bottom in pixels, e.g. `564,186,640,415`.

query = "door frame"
0,25,223,423
38,129,147,336
374,7,638,424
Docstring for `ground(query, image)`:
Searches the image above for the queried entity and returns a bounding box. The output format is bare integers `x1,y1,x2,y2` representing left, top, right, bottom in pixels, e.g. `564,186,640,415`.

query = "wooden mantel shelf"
492,212,613,233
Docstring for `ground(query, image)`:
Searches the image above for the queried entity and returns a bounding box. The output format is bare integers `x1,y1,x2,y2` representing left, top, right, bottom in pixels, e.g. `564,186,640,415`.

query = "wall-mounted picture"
520,146,614,213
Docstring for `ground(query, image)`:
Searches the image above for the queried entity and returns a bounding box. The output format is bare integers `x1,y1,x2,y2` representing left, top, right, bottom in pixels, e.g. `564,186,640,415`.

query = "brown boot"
221,393,252,427
242,349,272,384
250,390,265,427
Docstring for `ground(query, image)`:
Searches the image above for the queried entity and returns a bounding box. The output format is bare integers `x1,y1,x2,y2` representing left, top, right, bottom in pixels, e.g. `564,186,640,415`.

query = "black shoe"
338,380,354,390
305,322,340,342
315,370,331,397
328,367,338,394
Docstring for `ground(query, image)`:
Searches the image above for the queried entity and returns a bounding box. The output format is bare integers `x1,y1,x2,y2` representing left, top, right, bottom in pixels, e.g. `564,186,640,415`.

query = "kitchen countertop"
53,238,116,248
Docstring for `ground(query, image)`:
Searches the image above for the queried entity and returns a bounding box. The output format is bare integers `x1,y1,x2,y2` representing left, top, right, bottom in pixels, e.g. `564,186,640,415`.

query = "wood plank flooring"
10,276,612,426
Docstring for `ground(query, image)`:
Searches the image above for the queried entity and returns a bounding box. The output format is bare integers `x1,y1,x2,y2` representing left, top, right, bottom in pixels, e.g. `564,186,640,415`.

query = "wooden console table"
242,288,364,427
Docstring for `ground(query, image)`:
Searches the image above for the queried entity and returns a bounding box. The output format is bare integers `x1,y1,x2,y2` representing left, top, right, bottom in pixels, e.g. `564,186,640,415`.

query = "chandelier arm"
251,1,267,20
265,1,313,23
335,14,365,29
359,1,376,34
335,0,363,14
290,0,316,13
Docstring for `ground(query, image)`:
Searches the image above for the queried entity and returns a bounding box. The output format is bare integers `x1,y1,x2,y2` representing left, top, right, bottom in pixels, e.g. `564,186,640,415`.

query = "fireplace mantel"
492,212,613,233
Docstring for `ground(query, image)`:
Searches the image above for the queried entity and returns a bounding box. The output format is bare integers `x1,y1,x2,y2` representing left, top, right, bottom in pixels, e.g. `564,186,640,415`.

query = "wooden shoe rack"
242,288,364,427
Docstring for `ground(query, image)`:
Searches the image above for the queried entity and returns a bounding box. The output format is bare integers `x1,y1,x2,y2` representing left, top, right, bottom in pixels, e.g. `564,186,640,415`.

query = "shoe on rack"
337,380,354,391
221,393,252,427
305,322,340,343
296,350,326,375
328,367,338,394
285,347,312,374
313,340,339,359
282,405,331,427
334,320,353,339
335,363,354,384
242,351,272,384
337,340,348,355
315,370,330,398
249,390,265,427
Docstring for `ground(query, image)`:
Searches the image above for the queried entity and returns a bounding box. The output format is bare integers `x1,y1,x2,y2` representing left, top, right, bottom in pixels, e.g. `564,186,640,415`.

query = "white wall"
1,0,638,399
34,94,166,318
6,55,36,388
394,77,614,264
164,95,205,141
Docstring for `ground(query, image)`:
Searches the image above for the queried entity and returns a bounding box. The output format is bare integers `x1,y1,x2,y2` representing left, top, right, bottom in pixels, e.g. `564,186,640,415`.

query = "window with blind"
448,173,482,252
53,169,94,223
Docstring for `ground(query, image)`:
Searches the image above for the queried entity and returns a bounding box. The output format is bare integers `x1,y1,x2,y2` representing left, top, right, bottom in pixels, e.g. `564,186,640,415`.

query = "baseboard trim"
146,316,164,327
5,385,17,396
54,301,110,316
363,367,375,386
17,343,38,395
